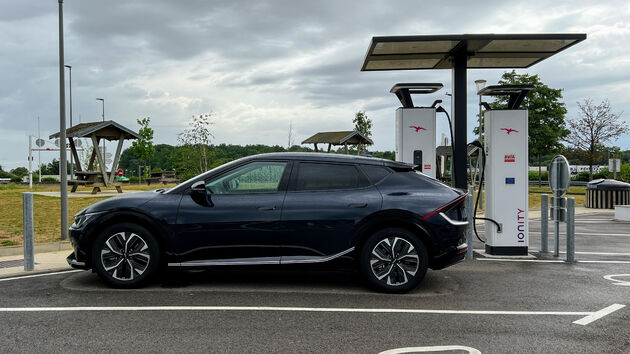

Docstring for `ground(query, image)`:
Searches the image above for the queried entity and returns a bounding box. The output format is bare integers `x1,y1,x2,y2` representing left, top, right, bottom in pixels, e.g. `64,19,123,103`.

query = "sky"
1,0,630,171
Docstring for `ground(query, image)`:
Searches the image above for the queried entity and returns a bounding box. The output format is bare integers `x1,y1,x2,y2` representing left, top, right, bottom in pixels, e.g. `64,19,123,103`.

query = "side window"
360,165,392,184
295,163,369,191
205,161,287,194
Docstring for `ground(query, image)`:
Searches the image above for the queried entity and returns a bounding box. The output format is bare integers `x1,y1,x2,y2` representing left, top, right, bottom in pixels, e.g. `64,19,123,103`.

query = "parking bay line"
0,270,82,282
0,304,623,325
477,258,630,264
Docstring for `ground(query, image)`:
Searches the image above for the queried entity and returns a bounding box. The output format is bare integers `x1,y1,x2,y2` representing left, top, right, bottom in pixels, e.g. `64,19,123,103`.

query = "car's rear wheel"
360,228,428,293
91,223,160,288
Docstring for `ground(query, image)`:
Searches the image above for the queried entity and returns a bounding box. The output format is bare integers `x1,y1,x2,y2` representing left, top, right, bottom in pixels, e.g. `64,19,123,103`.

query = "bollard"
566,197,575,262
553,197,560,257
465,186,474,260
22,193,35,271
541,194,548,253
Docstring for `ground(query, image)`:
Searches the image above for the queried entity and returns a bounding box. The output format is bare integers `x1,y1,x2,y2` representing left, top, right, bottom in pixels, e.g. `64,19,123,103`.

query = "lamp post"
65,64,73,179
96,98,105,169
58,0,68,240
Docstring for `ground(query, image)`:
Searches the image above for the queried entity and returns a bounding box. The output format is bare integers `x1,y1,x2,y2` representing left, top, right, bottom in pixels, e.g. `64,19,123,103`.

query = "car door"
174,160,291,264
280,162,382,261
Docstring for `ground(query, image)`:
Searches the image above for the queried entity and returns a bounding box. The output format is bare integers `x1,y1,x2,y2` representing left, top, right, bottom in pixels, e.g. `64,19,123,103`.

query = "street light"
58,0,68,240
96,98,105,169
65,64,73,179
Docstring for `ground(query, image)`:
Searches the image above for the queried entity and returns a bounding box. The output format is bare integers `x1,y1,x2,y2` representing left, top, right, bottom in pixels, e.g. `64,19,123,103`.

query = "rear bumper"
430,243,467,270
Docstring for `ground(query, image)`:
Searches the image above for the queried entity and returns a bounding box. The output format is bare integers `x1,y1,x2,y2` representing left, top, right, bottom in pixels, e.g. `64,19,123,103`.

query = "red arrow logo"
409,126,426,133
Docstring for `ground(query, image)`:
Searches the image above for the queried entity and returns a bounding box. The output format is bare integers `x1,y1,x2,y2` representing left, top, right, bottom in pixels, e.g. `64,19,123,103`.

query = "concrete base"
614,205,630,221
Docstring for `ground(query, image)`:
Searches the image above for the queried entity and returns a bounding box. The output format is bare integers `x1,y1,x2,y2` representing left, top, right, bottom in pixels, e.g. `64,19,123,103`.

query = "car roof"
247,152,412,168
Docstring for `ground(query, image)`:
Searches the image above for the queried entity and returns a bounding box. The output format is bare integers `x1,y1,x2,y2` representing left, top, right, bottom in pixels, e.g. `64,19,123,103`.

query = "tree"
481,71,569,186
564,99,629,180
129,117,155,177
353,111,373,154
178,114,214,173
10,167,28,178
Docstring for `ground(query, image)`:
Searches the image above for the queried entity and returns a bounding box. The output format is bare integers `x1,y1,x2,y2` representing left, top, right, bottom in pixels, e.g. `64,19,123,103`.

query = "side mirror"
190,181,212,206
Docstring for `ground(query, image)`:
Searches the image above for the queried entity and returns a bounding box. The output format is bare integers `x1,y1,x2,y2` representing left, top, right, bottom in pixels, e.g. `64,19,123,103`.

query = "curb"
0,266,78,280
0,241,73,257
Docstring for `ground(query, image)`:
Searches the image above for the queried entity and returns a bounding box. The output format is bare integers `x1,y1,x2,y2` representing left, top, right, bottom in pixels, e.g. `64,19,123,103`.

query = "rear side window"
295,163,369,191
360,165,392,184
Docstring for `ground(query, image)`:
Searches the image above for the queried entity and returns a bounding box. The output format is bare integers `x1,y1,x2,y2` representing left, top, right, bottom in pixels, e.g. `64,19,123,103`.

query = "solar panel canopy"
361,34,586,71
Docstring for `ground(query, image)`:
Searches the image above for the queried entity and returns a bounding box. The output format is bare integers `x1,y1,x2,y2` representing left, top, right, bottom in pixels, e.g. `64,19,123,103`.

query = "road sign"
117,169,123,177
549,155,570,197
105,152,112,159
105,159,112,165
609,158,621,173
74,139,82,147
35,139,45,147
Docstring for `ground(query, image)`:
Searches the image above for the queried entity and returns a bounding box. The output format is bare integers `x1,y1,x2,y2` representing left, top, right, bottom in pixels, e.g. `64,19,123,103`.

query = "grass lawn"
0,183,174,246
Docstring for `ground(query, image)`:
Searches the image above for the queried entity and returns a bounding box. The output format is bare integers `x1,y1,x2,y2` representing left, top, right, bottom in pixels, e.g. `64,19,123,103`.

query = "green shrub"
41,177,58,183
129,176,139,182
528,170,548,181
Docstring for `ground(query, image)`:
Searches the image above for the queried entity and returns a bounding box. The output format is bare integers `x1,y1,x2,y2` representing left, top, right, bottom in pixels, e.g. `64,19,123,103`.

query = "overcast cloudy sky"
1,0,629,170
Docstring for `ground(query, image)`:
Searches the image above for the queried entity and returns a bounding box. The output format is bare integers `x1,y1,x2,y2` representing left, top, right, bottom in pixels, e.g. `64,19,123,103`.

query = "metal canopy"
361,34,586,71
478,84,535,110
390,83,443,108
361,33,586,189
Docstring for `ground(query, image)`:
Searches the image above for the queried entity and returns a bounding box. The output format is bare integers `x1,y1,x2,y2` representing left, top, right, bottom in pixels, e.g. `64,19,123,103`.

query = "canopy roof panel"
361,33,586,71
302,130,373,145
49,120,141,140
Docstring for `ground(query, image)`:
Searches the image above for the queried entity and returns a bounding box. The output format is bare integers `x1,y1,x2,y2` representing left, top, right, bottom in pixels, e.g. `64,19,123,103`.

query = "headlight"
72,211,104,228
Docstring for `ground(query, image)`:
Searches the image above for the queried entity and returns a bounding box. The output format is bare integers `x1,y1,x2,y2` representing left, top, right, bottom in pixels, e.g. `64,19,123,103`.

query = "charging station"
480,85,534,255
390,83,443,177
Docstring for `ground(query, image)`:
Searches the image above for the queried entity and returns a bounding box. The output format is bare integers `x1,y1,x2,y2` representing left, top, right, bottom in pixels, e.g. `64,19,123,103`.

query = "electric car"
67,152,468,293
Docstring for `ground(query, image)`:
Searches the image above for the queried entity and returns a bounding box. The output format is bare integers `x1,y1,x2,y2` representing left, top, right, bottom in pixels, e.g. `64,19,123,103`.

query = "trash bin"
585,179,630,209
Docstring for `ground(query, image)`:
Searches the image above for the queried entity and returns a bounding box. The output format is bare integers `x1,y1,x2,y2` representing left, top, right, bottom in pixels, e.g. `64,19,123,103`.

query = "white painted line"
380,345,481,354
0,305,592,317
478,258,630,264
478,258,564,263
573,304,626,326
0,269,82,282
603,274,630,286
488,249,630,256
574,233,630,237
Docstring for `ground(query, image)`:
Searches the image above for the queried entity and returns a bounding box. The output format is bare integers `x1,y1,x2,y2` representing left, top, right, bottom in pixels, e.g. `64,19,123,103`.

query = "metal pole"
38,117,41,183
23,193,34,271
566,197,575,262
452,51,467,189
465,186,474,260
553,197,560,257
58,0,69,241
65,65,73,180
28,136,32,189
541,194,548,253
614,159,617,180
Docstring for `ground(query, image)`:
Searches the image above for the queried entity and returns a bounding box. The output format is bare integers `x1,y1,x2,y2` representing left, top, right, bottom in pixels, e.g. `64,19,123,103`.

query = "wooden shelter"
50,121,141,194
301,130,373,154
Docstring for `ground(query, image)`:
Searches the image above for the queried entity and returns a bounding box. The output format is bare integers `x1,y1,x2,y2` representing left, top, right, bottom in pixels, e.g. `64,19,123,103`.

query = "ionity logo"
500,128,519,135
409,126,426,133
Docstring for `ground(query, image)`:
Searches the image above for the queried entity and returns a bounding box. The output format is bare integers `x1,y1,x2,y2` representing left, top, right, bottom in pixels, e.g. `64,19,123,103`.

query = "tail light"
420,193,468,221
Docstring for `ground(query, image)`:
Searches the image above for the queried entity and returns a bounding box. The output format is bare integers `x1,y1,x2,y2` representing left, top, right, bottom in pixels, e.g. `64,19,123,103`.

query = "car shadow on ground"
60,266,460,296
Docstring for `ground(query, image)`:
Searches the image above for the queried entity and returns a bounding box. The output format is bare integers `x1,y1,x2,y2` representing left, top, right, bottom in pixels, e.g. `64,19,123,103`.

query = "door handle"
348,203,367,208
257,206,277,211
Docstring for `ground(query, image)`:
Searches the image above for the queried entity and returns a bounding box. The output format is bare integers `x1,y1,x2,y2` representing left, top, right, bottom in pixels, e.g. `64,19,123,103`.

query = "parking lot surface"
0,211,628,353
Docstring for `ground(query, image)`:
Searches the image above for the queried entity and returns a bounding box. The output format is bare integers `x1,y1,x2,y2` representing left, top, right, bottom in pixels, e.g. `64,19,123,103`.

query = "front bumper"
66,252,88,270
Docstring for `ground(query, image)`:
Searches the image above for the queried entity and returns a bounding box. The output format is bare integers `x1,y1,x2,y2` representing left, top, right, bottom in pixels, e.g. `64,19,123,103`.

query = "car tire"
91,223,161,288
360,228,428,293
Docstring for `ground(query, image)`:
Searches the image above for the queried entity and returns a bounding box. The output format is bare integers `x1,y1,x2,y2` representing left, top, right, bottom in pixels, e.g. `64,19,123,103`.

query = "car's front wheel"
360,228,428,293
91,223,161,288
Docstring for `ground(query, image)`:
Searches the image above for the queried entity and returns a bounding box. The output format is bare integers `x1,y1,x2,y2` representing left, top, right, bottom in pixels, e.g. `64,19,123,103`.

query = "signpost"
117,169,124,178
609,158,621,179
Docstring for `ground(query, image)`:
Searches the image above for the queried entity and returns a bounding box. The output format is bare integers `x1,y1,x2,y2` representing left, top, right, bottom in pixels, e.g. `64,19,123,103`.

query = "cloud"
1,0,629,171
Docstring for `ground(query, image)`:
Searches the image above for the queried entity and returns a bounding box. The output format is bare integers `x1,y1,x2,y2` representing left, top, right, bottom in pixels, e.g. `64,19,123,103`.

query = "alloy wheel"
370,237,420,286
100,232,151,281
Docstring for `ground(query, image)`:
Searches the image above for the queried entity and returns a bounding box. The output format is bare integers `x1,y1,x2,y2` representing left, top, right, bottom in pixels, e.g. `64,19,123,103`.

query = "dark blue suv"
68,152,468,293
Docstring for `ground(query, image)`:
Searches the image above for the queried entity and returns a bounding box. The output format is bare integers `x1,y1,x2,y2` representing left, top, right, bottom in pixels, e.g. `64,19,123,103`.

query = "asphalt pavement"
0,211,627,353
